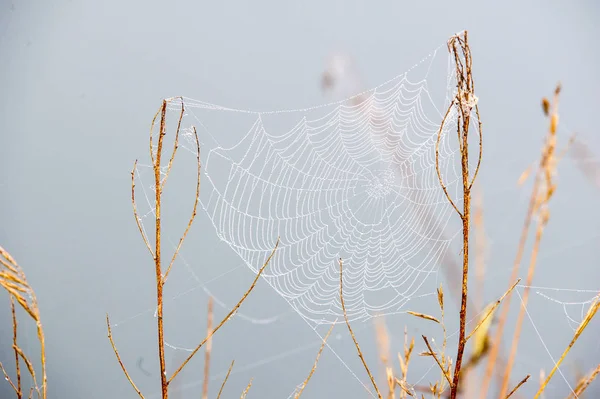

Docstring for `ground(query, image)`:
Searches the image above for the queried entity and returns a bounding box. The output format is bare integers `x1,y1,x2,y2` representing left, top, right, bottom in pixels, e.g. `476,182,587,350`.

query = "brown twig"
153,101,169,398
131,159,154,257
125,98,201,398
434,30,482,399
294,323,335,398
421,336,453,388
11,296,22,398
202,297,214,399
169,239,280,384
339,258,382,399
106,314,144,398
505,374,530,399
163,125,201,282
216,360,235,399
0,361,19,395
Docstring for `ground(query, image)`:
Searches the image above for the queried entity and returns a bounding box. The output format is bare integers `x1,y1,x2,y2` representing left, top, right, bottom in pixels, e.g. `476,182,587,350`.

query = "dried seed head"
407,311,440,324
542,98,550,116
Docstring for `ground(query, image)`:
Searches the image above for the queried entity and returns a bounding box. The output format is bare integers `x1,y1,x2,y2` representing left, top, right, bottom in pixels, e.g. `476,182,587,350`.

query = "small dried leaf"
395,378,414,397
407,311,440,324
473,302,496,357
420,351,434,357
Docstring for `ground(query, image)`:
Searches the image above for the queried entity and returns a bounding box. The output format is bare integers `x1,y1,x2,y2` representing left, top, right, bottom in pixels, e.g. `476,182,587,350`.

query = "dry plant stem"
122,98,197,398
106,314,144,398
131,160,154,257
12,346,39,398
0,361,19,395
164,124,200,282
465,279,520,342
534,296,600,399
505,375,530,399
339,258,382,399
240,379,253,399
422,336,453,388
499,85,562,398
11,296,23,398
0,246,47,399
169,239,280,384
216,360,235,399
153,101,170,398
435,31,482,399
202,297,214,399
294,323,335,398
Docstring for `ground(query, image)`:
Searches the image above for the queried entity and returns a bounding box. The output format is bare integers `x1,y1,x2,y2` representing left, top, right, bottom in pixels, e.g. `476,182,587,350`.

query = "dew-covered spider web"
166,45,463,327
109,36,600,399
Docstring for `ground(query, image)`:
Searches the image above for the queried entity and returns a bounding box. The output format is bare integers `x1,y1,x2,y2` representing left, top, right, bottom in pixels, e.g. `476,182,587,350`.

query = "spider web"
109,37,600,399
165,44,463,327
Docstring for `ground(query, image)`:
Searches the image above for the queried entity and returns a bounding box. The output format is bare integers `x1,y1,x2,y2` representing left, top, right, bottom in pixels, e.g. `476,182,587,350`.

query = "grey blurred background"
1,1,599,398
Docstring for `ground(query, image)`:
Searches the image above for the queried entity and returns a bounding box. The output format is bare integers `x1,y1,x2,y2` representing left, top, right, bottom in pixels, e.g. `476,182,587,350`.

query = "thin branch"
163,126,201,282
154,100,168,398
131,160,154,257
421,336,453,388
294,323,335,398
216,361,235,399
160,98,185,191
11,296,22,398
168,239,280,384
12,345,40,399
106,314,144,398
499,85,563,398
340,258,382,399
435,103,463,218
202,297,214,399
465,279,520,342
505,374,530,399
441,30,480,399
0,361,19,395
